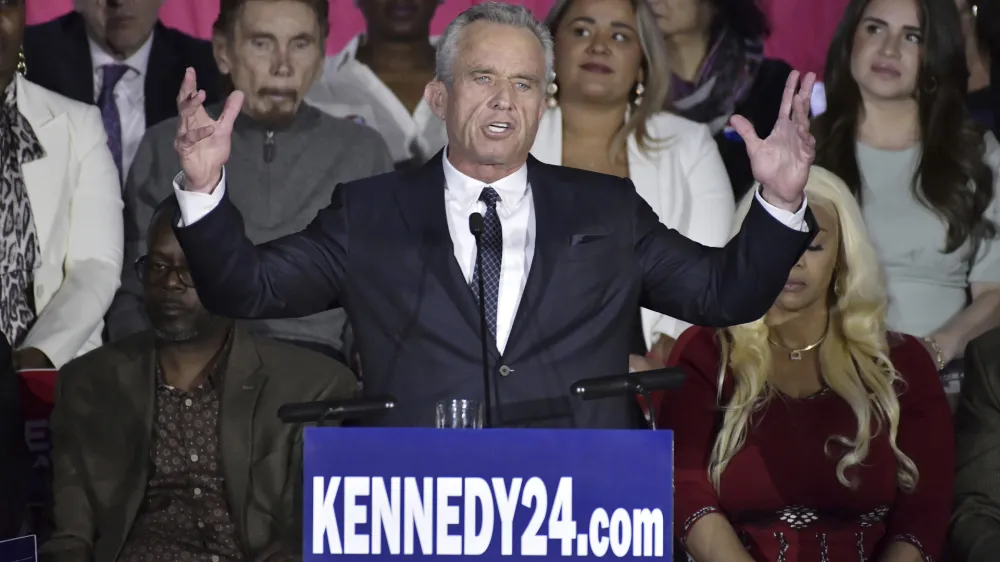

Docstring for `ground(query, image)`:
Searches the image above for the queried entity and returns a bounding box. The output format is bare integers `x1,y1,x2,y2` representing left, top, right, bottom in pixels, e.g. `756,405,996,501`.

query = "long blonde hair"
709,168,919,494
543,0,671,159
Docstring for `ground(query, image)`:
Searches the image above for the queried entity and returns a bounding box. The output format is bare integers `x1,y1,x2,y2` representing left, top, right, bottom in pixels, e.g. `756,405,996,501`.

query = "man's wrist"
758,184,803,212
182,170,222,193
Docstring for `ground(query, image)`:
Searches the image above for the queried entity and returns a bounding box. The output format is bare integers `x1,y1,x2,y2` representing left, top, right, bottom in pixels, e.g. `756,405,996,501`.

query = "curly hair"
709,167,919,494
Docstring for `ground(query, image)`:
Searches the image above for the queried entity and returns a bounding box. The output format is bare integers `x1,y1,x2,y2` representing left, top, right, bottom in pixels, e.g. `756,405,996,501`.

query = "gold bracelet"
923,336,945,370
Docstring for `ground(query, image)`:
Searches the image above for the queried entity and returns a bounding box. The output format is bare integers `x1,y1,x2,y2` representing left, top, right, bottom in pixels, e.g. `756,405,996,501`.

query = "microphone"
469,212,493,428
569,368,686,430
277,396,397,425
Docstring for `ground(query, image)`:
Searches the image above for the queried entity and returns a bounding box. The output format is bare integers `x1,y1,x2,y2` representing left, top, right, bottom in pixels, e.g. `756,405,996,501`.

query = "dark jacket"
22,12,221,128
40,327,357,562
173,151,817,428
0,335,26,539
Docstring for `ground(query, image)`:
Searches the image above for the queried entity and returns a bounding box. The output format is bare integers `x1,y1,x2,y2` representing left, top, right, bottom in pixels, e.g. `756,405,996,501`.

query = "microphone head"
469,212,484,235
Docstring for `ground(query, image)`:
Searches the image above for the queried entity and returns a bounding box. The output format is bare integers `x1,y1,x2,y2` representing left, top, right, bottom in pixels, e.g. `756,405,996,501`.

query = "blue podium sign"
304,428,673,560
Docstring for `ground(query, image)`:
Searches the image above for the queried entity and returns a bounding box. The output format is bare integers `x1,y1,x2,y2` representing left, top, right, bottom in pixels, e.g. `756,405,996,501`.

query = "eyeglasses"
135,255,194,288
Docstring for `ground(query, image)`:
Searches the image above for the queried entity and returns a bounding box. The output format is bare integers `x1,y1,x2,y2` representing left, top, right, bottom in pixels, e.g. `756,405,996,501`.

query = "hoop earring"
546,79,559,109
834,277,842,297
633,82,645,106
924,76,937,94
16,50,26,76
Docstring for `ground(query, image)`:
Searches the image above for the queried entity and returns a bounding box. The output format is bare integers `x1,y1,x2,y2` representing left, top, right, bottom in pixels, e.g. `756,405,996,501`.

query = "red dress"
659,327,954,561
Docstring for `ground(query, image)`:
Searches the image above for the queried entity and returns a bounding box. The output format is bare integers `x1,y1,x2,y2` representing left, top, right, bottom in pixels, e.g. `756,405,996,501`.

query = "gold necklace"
768,331,827,360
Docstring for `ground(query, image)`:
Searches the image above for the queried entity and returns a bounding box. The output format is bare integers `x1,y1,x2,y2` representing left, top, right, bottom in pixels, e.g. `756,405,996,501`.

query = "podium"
304,428,674,560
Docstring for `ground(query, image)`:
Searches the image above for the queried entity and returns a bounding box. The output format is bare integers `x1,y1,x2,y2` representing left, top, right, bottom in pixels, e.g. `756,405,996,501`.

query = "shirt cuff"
754,184,808,232
172,169,227,227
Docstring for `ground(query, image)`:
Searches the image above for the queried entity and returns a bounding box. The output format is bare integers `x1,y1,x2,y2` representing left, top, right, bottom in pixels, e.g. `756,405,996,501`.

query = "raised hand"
173,67,244,193
730,71,817,211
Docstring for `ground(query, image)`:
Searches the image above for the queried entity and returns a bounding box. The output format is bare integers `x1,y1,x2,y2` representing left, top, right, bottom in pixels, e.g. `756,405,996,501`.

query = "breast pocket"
565,235,617,262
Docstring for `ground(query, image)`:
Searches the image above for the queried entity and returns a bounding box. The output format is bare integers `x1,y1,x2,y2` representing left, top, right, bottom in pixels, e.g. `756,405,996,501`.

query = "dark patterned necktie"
97,64,129,182
470,187,503,341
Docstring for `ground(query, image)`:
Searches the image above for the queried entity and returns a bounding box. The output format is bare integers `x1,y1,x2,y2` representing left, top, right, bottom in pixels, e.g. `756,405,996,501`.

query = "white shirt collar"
442,147,530,211
331,33,442,72
88,30,155,77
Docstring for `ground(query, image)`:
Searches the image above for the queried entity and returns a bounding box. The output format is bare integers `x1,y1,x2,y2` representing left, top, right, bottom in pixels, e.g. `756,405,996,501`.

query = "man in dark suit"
22,1,220,180
40,198,357,562
951,327,1000,561
168,2,819,428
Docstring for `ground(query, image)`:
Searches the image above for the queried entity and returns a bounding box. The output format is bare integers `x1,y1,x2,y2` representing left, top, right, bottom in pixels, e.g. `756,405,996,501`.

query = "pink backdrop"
24,0,553,54
26,0,845,76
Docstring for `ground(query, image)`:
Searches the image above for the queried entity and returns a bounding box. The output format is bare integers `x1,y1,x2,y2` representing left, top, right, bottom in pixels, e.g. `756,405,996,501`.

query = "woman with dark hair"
648,0,794,199
961,0,998,134
812,0,1000,370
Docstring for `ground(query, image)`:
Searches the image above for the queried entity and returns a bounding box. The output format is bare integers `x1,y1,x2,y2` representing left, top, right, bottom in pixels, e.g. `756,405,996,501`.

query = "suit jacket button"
499,365,511,377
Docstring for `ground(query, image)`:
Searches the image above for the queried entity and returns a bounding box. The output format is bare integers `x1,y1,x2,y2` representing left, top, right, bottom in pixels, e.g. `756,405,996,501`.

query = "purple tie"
98,64,130,182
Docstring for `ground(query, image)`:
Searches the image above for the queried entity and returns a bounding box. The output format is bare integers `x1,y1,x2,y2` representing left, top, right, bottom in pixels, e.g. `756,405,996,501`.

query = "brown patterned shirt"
117,360,245,562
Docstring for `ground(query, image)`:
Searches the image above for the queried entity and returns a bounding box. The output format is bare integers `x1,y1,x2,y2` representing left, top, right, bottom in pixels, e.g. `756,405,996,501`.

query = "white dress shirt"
172,153,807,353
305,35,448,164
89,32,153,178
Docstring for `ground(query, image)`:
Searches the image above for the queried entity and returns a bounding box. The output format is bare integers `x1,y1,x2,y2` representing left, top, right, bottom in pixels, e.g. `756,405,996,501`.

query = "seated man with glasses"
41,197,357,562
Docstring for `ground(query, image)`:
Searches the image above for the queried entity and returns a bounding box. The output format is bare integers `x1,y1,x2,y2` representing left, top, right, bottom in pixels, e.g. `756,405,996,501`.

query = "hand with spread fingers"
173,67,245,193
730,70,818,212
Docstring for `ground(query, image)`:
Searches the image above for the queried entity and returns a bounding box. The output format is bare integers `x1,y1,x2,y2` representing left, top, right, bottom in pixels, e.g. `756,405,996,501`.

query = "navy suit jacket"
175,152,816,427
22,13,221,129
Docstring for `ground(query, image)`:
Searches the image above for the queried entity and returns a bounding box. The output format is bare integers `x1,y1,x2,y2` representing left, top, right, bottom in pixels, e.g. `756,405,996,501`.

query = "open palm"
730,71,817,207
173,67,244,192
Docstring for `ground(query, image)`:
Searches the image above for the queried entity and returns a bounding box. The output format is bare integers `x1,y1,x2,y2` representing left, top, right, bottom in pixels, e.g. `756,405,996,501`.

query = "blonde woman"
660,167,953,561
532,0,734,359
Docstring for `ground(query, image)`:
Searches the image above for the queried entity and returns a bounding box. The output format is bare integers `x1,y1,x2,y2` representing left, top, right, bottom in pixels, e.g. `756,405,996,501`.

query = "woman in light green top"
811,0,1000,369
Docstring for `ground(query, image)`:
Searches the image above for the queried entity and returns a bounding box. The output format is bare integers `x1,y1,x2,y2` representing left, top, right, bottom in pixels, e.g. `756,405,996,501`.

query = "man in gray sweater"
107,0,393,365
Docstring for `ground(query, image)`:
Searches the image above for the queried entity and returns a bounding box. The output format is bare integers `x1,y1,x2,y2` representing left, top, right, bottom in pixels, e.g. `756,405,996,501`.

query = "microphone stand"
633,381,658,431
472,229,493,428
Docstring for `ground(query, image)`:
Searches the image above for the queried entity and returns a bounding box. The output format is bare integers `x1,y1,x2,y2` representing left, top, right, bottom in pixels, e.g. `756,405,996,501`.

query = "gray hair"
435,1,555,87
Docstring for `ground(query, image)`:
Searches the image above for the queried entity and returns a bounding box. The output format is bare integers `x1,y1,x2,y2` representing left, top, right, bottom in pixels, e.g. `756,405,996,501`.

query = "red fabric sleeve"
881,335,955,559
657,327,727,538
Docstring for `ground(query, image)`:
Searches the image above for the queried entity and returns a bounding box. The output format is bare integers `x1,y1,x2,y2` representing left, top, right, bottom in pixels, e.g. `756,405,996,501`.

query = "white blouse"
531,107,735,348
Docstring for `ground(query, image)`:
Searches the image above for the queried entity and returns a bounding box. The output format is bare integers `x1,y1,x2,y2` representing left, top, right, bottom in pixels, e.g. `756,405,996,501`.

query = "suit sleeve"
657,328,727,539
40,363,95,562
951,337,1000,561
634,181,815,327
173,182,351,320
105,132,166,341
21,105,124,367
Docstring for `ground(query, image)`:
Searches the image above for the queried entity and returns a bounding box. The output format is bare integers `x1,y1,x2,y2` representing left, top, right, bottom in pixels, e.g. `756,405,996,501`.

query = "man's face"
75,0,164,59
214,0,325,128
424,21,547,179
357,0,439,41
0,0,26,85
142,213,213,342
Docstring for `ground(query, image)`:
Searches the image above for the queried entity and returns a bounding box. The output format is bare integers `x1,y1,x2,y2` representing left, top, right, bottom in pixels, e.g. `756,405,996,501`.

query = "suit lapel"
395,153,500,357
17,76,70,258
219,327,266,533
145,23,181,126
505,157,575,355
53,13,95,104
113,334,157,543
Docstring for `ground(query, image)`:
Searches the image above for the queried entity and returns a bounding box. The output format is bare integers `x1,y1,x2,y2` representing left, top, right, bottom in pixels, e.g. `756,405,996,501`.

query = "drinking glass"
435,399,484,429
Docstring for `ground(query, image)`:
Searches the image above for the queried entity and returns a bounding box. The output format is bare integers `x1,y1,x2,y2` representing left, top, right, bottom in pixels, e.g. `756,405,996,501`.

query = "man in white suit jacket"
10,73,123,369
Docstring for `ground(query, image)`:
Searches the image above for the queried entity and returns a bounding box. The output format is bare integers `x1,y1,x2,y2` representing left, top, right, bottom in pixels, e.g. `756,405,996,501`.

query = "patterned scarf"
0,79,46,347
668,27,765,135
